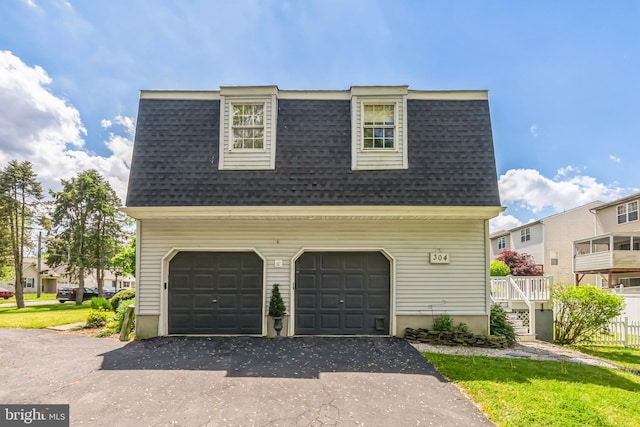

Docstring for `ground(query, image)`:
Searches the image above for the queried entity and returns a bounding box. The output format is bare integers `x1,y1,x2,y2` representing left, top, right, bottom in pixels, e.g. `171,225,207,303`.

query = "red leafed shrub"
496,250,543,276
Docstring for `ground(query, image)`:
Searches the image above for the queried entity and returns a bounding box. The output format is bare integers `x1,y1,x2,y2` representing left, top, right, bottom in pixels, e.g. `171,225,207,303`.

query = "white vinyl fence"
589,317,640,348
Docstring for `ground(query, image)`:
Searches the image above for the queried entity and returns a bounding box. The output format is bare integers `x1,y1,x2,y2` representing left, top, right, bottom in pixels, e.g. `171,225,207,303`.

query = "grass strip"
424,351,640,427
0,303,91,328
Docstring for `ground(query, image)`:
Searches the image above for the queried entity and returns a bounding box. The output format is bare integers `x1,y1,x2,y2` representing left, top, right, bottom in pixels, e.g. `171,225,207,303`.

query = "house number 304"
430,253,450,264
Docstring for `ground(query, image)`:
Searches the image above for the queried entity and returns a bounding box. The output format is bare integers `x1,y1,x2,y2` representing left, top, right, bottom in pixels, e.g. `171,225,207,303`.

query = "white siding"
218,95,276,170
137,218,489,318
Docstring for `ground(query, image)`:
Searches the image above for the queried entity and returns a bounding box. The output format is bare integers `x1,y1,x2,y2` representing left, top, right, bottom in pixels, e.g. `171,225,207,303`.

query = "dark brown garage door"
168,251,263,334
295,252,390,335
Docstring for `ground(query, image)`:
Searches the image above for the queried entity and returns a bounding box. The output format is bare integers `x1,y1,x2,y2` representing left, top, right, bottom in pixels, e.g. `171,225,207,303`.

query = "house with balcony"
489,201,604,341
573,193,640,289
490,201,603,284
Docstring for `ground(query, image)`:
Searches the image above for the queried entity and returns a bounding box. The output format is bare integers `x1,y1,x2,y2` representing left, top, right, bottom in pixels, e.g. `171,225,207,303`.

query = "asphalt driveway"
0,329,493,426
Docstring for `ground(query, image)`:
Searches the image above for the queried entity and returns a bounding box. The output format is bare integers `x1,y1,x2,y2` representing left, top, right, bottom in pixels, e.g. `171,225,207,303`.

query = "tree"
0,160,44,308
496,250,543,276
48,170,122,305
552,283,624,345
111,237,136,276
490,260,511,276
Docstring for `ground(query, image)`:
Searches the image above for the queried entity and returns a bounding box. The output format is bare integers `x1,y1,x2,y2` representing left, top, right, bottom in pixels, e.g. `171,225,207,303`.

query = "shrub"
490,304,516,344
114,297,135,332
268,284,286,317
433,314,453,332
90,297,111,311
110,288,135,312
552,283,625,345
455,322,469,333
86,308,111,328
490,260,511,276
496,250,543,276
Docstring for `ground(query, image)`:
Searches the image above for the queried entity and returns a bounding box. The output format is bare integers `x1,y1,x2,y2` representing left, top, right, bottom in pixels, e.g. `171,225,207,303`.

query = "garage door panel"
368,275,389,290
344,254,364,269
241,274,262,289
344,276,364,289
169,251,263,335
217,294,237,307
320,293,340,308
320,274,340,289
368,294,389,310
296,274,316,290
320,313,340,329
241,294,262,309
295,252,390,335
298,294,316,309
320,254,340,269
344,314,365,329
345,294,364,308
297,313,317,330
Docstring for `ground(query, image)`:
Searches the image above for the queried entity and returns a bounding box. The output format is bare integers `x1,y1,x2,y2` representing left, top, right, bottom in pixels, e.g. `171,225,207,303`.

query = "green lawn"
570,345,640,371
0,303,90,328
424,352,640,427
0,293,57,303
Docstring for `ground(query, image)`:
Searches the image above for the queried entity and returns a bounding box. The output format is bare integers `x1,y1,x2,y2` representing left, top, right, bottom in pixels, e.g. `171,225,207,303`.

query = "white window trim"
351,89,408,170
520,227,530,242
497,236,506,250
228,101,268,152
218,87,278,170
617,200,639,224
361,101,399,152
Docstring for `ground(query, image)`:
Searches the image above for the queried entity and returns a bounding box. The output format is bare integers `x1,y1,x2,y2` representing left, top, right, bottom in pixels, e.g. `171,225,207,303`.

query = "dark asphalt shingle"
126,97,500,207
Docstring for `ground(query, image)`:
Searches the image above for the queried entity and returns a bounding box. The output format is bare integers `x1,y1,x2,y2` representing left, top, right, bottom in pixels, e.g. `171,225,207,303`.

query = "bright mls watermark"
1,405,69,426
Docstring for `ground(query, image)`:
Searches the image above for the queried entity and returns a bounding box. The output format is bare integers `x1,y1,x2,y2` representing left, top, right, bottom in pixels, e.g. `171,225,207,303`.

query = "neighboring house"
574,193,640,289
490,201,603,285
7,258,136,293
20,257,70,293
124,85,503,339
84,270,136,290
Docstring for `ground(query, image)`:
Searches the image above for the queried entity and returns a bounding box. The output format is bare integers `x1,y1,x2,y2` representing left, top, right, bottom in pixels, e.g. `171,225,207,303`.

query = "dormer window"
218,86,277,170
351,86,408,170
232,104,264,149
363,104,395,149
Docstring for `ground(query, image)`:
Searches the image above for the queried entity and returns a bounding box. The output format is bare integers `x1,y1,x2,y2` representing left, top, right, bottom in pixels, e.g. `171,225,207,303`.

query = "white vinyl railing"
491,275,552,302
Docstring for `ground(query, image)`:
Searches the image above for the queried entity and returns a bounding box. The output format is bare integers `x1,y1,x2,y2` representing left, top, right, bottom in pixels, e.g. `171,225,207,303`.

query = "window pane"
364,104,394,125
629,211,638,222
618,205,627,215
618,214,627,224
364,138,373,148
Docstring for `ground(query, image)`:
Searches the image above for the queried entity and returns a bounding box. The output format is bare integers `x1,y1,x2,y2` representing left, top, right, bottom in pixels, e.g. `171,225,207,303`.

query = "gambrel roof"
126,88,501,208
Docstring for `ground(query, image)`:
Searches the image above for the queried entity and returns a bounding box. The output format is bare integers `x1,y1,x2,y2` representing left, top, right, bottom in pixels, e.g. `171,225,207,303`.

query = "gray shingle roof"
126,98,500,207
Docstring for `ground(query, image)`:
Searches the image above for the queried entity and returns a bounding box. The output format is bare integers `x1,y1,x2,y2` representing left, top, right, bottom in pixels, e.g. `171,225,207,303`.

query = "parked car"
56,287,98,303
0,287,14,299
102,288,117,299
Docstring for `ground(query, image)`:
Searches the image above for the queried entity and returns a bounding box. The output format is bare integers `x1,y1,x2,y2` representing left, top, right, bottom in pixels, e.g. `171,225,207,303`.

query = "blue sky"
1,0,638,231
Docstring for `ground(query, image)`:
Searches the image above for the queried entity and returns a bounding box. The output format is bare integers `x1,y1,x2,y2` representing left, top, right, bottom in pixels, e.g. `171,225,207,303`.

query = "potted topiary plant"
268,283,286,336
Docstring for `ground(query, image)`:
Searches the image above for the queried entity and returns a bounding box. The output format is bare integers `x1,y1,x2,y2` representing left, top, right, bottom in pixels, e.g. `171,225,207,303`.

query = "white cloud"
489,213,522,234
0,50,132,203
498,168,625,213
530,124,538,137
609,154,621,163
555,164,585,177
23,0,37,8
100,119,112,128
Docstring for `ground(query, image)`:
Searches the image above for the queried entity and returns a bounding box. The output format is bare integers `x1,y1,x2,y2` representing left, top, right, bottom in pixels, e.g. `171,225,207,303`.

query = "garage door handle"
339,300,344,303
212,299,217,303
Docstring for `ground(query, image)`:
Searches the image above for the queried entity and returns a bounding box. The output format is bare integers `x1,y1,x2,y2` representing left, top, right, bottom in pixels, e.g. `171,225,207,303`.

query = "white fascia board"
140,88,489,101
140,90,220,100
408,90,488,100
122,205,505,220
